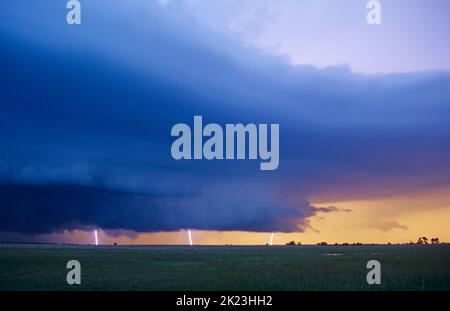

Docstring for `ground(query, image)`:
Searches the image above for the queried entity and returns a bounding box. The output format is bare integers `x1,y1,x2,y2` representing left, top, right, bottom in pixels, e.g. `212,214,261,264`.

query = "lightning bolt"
94,230,99,246
269,232,274,246
188,229,193,246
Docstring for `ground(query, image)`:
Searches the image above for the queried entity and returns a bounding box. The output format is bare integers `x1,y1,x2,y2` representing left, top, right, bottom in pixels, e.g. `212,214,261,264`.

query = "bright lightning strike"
94,230,99,246
188,229,193,246
269,232,274,246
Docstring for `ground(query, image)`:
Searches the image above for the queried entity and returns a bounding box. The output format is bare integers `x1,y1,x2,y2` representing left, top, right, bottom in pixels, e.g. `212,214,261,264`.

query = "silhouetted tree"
422,236,429,244
431,238,440,245
286,241,296,246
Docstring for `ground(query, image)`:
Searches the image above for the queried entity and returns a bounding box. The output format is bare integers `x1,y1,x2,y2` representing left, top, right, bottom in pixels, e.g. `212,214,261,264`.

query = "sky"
0,0,450,245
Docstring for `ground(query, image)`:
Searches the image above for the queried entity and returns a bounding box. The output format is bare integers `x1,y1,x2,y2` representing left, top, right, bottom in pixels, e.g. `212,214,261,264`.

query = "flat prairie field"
0,244,449,291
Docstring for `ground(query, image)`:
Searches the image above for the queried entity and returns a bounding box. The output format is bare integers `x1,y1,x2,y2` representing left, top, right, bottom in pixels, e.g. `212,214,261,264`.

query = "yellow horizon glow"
10,186,450,245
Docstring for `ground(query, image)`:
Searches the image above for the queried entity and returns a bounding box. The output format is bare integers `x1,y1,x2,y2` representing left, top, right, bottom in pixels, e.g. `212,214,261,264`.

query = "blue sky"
189,0,450,73
0,1,449,240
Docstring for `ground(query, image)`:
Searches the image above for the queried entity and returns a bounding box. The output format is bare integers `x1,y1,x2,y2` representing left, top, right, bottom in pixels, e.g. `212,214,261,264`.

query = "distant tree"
286,241,296,246
317,242,328,246
422,237,429,244
113,242,117,246
387,242,391,245
297,242,302,246
431,238,440,245
342,242,349,246
417,237,423,244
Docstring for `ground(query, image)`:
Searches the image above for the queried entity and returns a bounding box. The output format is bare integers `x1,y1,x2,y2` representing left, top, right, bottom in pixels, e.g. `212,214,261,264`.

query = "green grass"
0,244,449,290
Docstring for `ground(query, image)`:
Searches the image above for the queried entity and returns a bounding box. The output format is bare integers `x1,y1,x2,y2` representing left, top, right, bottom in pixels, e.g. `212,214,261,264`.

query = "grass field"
0,244,449,291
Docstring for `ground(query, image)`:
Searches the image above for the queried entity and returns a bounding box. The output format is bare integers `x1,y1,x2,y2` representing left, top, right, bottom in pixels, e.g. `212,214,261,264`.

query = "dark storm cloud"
0,1,449,235
0,183,321,234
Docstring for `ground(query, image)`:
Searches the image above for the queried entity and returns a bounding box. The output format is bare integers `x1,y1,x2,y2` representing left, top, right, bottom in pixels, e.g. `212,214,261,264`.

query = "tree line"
282,236,441,246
